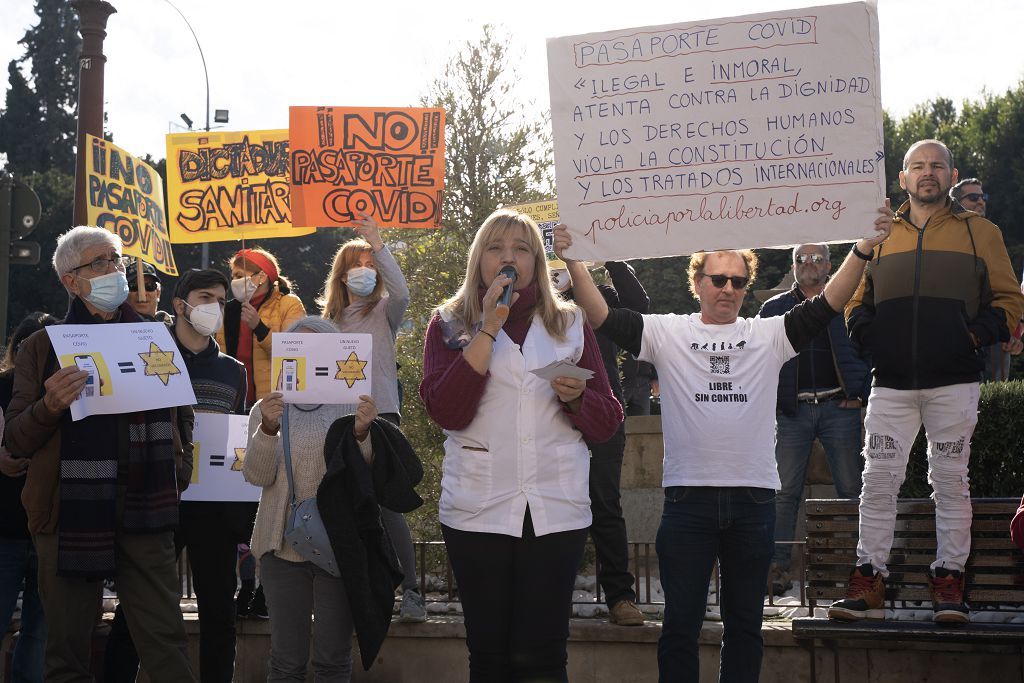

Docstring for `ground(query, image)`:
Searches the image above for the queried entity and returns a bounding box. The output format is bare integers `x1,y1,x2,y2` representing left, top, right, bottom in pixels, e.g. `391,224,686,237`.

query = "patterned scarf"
57,298,180,578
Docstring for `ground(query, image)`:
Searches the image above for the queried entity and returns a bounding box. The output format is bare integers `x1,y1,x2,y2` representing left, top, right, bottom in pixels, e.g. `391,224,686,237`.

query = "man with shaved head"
832,140,1024,625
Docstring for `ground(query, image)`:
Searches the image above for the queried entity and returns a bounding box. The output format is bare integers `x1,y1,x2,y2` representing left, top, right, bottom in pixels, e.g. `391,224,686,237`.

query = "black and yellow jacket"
846,199,1024,390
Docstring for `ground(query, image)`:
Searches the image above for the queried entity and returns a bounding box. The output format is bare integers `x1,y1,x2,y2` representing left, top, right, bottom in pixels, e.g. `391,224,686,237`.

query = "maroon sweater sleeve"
419,315,490,430
418,314,623,440
565,322,623,443
1012,495,1024,552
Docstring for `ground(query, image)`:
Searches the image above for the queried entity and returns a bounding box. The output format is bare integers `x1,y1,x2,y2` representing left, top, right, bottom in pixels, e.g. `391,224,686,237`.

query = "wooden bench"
792,498,1024,682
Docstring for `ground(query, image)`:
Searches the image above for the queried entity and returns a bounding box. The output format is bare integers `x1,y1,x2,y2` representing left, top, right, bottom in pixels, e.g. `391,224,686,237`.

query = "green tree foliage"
392,26,554,539
0,0,81,175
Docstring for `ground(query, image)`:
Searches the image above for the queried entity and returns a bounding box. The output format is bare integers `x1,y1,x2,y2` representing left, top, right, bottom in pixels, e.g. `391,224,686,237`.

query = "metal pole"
162,0,211,269
71,0,117,226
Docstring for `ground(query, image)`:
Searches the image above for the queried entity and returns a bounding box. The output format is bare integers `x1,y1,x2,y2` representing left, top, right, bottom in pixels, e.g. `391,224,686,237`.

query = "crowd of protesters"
1,138,1023,683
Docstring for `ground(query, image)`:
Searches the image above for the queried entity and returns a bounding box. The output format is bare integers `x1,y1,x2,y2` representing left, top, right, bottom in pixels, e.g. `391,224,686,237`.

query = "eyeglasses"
961,192,989,203
69,256,130,275
128,280,159,293
702,273,749,290
795,254,827,264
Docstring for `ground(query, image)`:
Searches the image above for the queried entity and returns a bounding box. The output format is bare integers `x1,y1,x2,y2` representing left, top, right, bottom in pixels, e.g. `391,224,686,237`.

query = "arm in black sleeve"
595,307,645,357
597,284,620,310
605,261,650,313
784,293,840,352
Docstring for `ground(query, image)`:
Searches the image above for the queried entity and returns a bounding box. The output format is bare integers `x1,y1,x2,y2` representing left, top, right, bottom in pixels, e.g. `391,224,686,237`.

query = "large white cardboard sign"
46,323,197,421
182,413,258,503
271,333,372,405
547,1,885,260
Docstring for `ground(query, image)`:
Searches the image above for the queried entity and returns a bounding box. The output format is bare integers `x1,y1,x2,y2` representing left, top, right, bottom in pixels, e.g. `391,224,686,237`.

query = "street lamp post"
72,0,117,226
163,0,211,267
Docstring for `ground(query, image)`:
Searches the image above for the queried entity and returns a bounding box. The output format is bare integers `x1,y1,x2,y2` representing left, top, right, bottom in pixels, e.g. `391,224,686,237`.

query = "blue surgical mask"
346,267,377,297
81,270,129,312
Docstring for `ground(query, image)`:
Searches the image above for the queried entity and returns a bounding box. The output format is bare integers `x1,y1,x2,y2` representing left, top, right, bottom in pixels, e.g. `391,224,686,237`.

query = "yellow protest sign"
507,200,565,269
85,134,177,275
166,129,316,244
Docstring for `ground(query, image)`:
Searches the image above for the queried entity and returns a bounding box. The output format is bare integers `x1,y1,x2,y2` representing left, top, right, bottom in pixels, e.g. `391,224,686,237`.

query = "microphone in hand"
496,266,518,320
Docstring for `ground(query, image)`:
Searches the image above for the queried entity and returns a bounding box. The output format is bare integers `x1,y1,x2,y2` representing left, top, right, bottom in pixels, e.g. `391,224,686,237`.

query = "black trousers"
442,509,587,683
105,502,256,683
588,424,636,607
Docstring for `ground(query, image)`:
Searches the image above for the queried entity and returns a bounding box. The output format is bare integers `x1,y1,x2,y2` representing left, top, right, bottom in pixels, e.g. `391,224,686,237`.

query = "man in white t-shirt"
554,206,892,683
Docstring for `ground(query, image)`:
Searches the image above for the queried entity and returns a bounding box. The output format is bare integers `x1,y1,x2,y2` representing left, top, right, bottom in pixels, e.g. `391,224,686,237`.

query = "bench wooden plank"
795,498,1024,645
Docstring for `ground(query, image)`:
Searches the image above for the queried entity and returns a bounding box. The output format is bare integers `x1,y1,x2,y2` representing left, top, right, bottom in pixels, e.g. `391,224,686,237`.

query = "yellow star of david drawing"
138,342,181,386
231,447,246,471
336,351,368,388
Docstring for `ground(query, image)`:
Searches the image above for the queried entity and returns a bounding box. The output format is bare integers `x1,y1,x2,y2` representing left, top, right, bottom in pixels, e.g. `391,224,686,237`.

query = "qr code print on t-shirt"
710,355,730,375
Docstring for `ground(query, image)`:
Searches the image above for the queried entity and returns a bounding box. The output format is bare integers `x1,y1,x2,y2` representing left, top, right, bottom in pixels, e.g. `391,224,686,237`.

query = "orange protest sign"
288,106,445,228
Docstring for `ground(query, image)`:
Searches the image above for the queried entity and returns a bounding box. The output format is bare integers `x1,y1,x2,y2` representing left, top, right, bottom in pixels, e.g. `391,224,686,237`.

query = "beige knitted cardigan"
243,401,371,566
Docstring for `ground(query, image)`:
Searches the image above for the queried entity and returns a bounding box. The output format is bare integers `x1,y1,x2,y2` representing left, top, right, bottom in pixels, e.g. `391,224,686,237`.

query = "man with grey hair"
3,226,197,681
950,177,987,217
949,177,1022,377
833,140,1024,624
758,243,870,595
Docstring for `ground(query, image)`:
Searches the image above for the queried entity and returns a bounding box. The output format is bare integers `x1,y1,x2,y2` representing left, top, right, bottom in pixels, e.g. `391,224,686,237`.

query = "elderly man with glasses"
758,244,871,596
3,226,197,682
554,206,892,683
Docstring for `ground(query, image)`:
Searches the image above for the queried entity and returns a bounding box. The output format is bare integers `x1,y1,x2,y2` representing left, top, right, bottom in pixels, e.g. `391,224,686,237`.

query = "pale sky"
2,0,1022,162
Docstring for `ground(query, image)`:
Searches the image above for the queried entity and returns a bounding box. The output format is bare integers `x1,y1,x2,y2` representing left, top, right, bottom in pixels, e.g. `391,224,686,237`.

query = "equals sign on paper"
209,454,225,467
315,366,329,377
117,361,135,374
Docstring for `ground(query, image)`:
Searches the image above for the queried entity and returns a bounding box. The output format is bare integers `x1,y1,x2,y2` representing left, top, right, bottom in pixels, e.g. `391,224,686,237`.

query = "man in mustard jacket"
830,140,1024,624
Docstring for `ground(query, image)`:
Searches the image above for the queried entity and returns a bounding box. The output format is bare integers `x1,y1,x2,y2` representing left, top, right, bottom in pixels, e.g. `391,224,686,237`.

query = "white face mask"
80,270,130,312
345,266,377,297
230,276,259,302
183,301,223,336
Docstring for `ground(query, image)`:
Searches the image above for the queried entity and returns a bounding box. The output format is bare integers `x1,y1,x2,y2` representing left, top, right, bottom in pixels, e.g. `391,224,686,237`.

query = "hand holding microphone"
495,266,518,319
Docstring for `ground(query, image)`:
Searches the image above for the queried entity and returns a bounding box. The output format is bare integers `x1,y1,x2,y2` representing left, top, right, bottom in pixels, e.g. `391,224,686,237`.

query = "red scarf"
237,290,268,404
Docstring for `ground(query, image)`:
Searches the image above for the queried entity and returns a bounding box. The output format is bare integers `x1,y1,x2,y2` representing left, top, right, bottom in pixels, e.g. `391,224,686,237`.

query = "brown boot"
609,599,644,626
827,564,885,621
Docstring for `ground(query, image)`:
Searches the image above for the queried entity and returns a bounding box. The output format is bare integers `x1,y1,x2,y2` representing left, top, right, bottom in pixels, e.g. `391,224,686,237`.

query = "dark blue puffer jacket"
759,284,871,417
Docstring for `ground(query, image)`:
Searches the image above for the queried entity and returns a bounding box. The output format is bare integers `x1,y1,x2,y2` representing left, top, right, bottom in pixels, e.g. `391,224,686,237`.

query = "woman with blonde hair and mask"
419,208,622,681
217,247,306,408
319,212,425,621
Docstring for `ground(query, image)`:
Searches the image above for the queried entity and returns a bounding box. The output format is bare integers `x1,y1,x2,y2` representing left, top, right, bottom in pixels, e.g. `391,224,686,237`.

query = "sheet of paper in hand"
271,333,372,404
181,413,258,503
46,323,197,421
530,360,595,382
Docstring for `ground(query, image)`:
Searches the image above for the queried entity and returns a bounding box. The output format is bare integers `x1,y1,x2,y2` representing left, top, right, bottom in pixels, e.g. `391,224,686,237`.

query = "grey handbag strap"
281,407,298,508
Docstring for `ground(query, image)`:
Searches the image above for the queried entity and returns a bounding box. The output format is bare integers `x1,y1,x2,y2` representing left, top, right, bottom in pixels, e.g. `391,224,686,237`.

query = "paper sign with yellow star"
231,447,246,471
336,351,368,388
138,342,182,386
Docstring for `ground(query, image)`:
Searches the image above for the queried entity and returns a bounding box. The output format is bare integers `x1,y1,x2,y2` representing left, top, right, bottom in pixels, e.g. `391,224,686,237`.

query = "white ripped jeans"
857,382,980,576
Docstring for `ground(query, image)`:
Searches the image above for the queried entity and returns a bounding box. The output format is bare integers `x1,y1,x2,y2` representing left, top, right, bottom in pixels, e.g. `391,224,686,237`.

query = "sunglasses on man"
128,280,159,293
702,273,749,290
961,192,988,203
795,254,827,264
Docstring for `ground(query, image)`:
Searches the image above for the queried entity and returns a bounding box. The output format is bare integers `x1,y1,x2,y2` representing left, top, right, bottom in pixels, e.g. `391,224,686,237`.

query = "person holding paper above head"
319,212,425,622
244,315,420,682
217,247,306,407
553,204,892,683
419,208,622,682
3,226,197,682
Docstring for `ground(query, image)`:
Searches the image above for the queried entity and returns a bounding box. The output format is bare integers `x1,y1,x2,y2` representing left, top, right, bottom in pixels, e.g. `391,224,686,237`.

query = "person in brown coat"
3,226,196,683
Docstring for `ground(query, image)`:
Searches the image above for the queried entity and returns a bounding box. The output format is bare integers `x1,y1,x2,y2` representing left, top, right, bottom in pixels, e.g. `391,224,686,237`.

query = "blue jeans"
0,538,46,683
656,486,775,683
773,400,863,568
